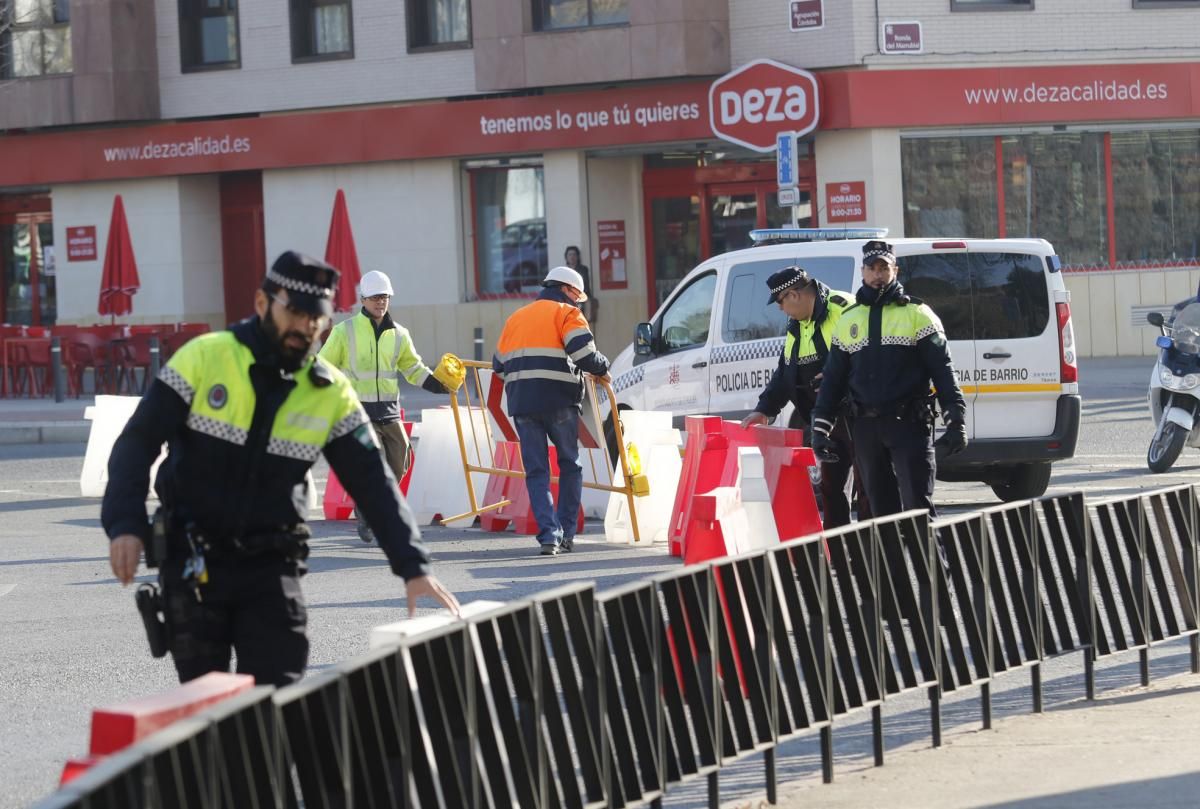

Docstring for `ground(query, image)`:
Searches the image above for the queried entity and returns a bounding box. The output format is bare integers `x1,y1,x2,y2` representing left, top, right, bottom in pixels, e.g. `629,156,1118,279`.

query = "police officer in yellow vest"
741,267,870,527
811,240,968,517
319,270,449,543
103,252,459,687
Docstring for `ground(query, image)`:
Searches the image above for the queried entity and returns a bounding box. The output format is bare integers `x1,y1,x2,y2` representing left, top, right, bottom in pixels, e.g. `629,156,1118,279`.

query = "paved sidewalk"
767,673,1200,809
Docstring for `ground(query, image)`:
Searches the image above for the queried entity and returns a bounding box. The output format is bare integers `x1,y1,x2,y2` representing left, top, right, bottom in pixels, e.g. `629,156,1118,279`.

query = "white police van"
605,228,1081,501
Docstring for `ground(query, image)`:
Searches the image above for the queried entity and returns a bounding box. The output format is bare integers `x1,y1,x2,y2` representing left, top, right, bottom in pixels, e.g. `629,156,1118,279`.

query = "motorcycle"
1146,302,1200,472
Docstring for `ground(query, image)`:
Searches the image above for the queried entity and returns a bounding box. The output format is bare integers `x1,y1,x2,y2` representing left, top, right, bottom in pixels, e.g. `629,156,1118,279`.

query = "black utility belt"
850,397,935,421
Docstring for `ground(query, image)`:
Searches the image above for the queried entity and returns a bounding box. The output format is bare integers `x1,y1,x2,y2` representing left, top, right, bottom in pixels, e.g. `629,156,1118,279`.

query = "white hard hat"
542,266,588,301
359,270,394,297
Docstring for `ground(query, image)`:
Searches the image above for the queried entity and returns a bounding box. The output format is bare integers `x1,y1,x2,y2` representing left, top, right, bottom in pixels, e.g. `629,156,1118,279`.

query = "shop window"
1112,129,1200,265
179,0,240,71
2,0,71,78
1002,132,1107,268
901,136,999,239
951,0,1032,9
407,0,469,49
535,0,629,31
290,0,352,61
472,165,547,297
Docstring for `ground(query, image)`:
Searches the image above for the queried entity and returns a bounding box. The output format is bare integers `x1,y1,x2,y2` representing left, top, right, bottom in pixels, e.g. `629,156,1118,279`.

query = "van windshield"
722,256,856,343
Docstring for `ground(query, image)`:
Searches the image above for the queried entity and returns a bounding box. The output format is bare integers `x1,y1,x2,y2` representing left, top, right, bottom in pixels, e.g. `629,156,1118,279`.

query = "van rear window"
898,252,1049,341
722,256,855,343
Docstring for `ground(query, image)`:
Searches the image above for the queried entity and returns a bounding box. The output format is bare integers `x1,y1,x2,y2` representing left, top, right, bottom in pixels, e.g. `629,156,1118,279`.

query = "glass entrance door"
646,192,701,309
0,213,54,327
644,165,816,315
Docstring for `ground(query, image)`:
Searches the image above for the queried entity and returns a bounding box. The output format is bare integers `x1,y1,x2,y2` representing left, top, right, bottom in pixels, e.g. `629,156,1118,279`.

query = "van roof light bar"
749,227,890,245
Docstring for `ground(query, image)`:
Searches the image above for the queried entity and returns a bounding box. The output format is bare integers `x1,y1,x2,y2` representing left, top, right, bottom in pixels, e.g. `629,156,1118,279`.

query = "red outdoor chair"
7,337,52,397
66,332,115,396
112,333,164,394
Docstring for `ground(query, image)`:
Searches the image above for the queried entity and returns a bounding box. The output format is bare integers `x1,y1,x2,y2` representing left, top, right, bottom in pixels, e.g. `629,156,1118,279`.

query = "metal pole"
50,336,65,402
149,335,161,382
1032,663,1043,713
474,327,484,362
765,748,777,804
872,705,884,766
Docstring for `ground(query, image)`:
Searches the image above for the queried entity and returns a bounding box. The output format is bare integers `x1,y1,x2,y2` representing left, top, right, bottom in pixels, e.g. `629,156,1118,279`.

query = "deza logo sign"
709,59,820,152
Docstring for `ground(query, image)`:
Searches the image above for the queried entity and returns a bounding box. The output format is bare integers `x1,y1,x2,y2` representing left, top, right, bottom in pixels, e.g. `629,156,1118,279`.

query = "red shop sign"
709,59,820,152
597,220,628,290
66,226,98,261
825,182,866,223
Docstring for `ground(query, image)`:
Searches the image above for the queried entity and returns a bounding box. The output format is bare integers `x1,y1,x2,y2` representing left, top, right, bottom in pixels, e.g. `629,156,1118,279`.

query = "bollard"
51,336,66,402
149,335,161,382
473,327,483,361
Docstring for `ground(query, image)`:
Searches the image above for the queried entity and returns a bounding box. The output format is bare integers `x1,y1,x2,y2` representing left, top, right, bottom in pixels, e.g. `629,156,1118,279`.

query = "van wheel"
989,462,1052,502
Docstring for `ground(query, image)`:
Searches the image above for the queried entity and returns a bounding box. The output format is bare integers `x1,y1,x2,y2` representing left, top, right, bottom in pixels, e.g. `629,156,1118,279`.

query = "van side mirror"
634,322,654,356
1147,311,1165,328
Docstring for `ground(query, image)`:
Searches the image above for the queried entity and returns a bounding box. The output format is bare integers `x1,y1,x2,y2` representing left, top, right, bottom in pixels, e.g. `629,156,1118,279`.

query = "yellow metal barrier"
440,359,642,543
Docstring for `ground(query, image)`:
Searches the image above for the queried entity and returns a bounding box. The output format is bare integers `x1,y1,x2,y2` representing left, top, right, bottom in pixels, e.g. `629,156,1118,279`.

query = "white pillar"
814,129,904,237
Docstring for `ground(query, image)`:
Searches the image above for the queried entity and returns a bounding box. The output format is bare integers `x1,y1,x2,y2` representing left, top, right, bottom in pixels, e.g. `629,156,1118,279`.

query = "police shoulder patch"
829,294,848,306
207,384,228,409
352,423,380,451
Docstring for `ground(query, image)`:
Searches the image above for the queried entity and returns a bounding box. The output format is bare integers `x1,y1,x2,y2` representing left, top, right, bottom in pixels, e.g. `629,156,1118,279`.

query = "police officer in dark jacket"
811,240,968,517
103,251,459,687
741,266,869,527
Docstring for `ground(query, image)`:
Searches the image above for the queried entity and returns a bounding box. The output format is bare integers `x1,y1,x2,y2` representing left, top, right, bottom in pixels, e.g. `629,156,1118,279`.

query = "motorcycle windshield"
1174,303,1200,355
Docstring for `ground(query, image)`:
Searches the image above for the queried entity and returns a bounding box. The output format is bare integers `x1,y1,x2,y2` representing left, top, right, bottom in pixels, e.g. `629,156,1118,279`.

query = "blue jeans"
515,407,582,547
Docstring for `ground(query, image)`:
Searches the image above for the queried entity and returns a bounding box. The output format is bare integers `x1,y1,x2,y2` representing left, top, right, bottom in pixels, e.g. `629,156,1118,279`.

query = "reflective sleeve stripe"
328,408,369,442
393,330,432,385
569,342,598,362
502,369,581,385
158,366,195,405
564,326,592,345
185,412,249,445
266,437,322,463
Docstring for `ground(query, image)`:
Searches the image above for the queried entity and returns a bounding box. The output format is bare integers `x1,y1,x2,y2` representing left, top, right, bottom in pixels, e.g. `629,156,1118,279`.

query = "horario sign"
708,59,820,152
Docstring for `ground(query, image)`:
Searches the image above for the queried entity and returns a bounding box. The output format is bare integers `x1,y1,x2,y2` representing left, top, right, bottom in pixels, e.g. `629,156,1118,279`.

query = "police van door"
644,267,720,417
896,245,978,438
712,253,859,420
966,245,1061,439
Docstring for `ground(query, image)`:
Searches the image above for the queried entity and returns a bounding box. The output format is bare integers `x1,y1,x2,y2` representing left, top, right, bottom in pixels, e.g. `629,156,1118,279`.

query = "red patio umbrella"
98,194,140,318
324,189,362,312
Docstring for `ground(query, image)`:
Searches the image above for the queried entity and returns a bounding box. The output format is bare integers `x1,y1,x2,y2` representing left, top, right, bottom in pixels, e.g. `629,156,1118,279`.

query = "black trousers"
796,413,873,528
851,414,936,518
161,554,308,687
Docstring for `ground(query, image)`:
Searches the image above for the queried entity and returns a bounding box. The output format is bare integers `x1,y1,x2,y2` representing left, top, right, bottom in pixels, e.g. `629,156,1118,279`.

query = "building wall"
154,0,477,119
471,0,730,91
0,0,159,129
730,0,1200,70
1066,267,1200,360
51,177,224,327
585,155,648,359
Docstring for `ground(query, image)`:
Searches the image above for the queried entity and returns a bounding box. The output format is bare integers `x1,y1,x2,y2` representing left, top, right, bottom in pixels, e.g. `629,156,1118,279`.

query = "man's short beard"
262,305,313,372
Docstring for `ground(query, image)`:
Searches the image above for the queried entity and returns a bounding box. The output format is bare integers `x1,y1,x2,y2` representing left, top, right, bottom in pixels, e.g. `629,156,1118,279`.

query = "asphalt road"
0,356,1189,808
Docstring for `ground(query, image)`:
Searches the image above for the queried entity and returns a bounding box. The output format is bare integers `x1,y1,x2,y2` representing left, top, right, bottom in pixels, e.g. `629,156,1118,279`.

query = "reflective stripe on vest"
162,331,368,460
343,315,400,404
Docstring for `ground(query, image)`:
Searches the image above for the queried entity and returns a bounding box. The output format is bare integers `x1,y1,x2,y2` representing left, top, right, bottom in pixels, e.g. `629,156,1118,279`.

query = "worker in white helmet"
320,270,448,543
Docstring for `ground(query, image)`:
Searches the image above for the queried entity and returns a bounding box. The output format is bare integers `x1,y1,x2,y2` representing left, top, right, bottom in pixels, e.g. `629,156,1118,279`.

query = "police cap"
264,251,340,317
862,240,896,266
766,266,812,304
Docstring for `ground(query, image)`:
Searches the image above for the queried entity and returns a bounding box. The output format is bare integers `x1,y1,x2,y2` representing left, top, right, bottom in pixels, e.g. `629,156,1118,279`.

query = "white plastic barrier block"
406,406,492,525
736,446,780,553
604,411,683,545
80,395,166,498
368,600,505,648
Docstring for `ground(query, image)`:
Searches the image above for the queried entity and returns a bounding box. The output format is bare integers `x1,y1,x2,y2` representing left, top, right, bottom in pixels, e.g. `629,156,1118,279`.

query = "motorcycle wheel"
1147,421,1187,473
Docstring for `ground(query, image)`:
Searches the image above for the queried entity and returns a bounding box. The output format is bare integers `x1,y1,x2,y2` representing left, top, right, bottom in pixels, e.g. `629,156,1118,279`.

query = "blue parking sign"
776,132,795,188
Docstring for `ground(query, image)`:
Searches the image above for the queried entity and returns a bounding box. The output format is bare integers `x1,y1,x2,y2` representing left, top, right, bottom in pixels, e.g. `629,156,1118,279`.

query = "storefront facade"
3,0,1200,360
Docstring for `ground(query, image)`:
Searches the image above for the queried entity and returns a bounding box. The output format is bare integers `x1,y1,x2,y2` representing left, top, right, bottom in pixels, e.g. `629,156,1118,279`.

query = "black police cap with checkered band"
765,266,813,305
264,251,340,317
